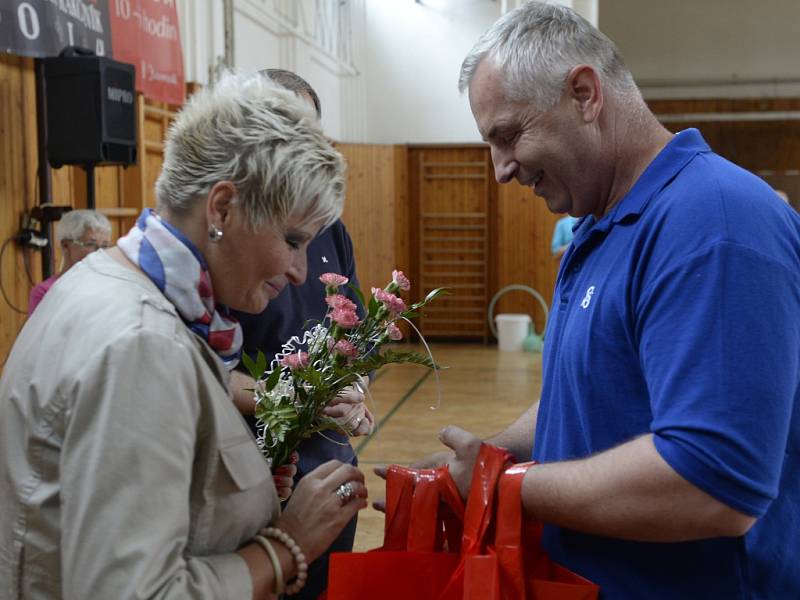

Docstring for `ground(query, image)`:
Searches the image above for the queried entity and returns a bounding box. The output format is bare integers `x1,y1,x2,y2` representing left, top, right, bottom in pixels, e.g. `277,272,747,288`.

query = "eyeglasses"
69,239,110,251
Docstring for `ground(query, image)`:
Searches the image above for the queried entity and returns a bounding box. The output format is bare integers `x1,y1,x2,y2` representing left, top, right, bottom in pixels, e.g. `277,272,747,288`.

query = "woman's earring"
208,225,224,242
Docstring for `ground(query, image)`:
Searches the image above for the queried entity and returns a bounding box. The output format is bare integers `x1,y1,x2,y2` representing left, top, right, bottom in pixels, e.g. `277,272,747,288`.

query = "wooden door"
410,146,492,341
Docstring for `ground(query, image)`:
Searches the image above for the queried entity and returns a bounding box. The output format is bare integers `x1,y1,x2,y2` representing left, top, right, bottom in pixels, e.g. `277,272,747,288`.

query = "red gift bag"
325,444,599,600
326,464,465,600
480,461,599,599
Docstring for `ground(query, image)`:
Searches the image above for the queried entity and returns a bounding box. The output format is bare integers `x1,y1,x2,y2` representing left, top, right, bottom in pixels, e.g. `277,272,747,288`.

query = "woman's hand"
324,380,375,436
272,451,299,501
275,460,367,563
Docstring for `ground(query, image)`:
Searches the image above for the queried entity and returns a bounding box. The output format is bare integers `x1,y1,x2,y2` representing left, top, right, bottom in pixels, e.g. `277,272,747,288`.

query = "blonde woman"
1,71,366,599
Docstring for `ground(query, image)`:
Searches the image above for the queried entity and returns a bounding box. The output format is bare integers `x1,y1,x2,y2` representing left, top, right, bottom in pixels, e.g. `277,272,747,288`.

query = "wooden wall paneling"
393,145,410,276
648,98,800,204
407,148,422,316
0,55,37,365
495,180,559,335
120,93,147,232
486,158,499,314
93,165,129,240
120,95,179,233
337,144,398,300
660,119,800,173
50,165,77,206
391,145,413,338
412,146,491,341
648,97,800,115
142,100,175,209
68,165,88,211
94,166,119,206
1,73,183,367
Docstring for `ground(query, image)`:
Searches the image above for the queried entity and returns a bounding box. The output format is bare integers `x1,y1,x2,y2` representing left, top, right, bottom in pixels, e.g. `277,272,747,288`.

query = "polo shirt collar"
595,128,711,231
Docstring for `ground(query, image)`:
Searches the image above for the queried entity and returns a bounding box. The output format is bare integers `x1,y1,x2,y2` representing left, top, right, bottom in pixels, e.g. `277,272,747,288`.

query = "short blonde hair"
155,70,345,230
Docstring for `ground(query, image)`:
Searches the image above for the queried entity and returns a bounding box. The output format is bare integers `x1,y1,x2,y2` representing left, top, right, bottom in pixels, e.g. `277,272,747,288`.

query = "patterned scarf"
118,209,242,370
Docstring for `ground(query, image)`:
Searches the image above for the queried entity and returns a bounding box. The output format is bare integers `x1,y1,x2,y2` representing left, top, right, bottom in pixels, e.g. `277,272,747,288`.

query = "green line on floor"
355,368,433,456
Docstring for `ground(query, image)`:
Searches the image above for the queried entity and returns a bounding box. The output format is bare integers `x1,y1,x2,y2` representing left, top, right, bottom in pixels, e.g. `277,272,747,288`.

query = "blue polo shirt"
533,129,800,598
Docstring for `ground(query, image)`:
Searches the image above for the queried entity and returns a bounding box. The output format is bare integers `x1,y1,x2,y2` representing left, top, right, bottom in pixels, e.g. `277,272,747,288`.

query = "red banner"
107,0,184,105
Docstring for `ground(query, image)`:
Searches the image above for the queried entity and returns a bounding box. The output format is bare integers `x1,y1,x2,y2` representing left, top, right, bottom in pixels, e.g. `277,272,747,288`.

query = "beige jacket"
0,251,280,599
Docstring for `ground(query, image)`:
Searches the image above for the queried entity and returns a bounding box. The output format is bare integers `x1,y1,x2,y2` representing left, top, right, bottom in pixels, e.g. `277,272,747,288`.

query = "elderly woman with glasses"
27,208,112,316
0,71,366,599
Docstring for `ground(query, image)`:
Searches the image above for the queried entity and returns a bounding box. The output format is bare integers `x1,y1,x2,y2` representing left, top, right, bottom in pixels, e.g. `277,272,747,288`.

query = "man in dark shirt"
230,69,373,599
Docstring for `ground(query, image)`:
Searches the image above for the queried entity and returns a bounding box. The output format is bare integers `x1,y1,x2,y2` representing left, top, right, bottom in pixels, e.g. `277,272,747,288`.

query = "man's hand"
372,425,481,511
437,426,482,499
410,449,455,470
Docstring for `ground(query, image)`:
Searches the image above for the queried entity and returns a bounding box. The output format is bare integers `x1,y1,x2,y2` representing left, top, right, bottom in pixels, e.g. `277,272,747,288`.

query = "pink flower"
392,270,411,292
373,288,407,315
331,308,360,329
319,273,349,288
332,339,359,359
280,352,310,370
325,294,357,312
386,322,403,341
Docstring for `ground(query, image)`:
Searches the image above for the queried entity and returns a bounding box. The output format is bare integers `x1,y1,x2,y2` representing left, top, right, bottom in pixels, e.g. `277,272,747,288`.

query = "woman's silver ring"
347,415,363,434
336,482,355,504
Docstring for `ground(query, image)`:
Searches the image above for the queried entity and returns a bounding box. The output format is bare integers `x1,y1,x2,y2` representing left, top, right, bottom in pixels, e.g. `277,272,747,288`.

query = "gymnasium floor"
348,343,542,551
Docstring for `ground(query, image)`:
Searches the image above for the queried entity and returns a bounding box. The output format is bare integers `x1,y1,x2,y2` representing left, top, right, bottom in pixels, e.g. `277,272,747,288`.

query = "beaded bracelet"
262,526,308,595
252,535,285,596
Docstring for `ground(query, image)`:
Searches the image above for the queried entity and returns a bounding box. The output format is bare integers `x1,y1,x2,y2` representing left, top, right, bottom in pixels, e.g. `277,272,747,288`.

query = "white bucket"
495,313,532,352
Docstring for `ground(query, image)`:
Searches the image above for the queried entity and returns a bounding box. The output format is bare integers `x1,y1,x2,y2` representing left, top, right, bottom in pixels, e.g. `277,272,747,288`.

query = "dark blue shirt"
232,219,364,472
534,129,800,599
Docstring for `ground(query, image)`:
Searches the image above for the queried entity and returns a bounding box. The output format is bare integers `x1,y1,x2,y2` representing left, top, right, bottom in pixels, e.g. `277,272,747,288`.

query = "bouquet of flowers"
242,270,446,468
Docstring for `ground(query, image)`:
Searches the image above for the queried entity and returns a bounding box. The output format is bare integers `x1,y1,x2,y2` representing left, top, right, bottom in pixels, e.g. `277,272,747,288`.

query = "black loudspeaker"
44,52,137,168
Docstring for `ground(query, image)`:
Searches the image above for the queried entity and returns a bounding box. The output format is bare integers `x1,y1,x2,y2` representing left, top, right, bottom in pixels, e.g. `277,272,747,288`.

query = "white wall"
599,0,800,99
176,0,366,141
177,0,800,143
176,0,225,87
362,0,597,144
363,0,501,144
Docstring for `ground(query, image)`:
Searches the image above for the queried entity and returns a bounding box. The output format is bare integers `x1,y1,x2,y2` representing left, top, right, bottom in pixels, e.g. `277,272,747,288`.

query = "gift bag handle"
461,444,516,554
494,462,538,597
383,465,416,551
437,444,515,600
383,465,466,553
408,467,464,552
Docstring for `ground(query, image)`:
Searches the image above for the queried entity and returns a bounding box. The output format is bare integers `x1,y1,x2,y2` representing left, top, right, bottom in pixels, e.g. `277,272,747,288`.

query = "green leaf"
264,367,282,392
368,296,380,318
412,287,450,310
241,352,259,380
243,350,271,380
350,349,444,372
255,350,267,377
297,386,308,403
303,368,323,388
347,282,367,309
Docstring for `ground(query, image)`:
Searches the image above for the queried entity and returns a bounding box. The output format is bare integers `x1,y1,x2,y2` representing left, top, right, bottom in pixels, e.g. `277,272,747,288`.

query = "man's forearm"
521,434,756,542
486,402,538,462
